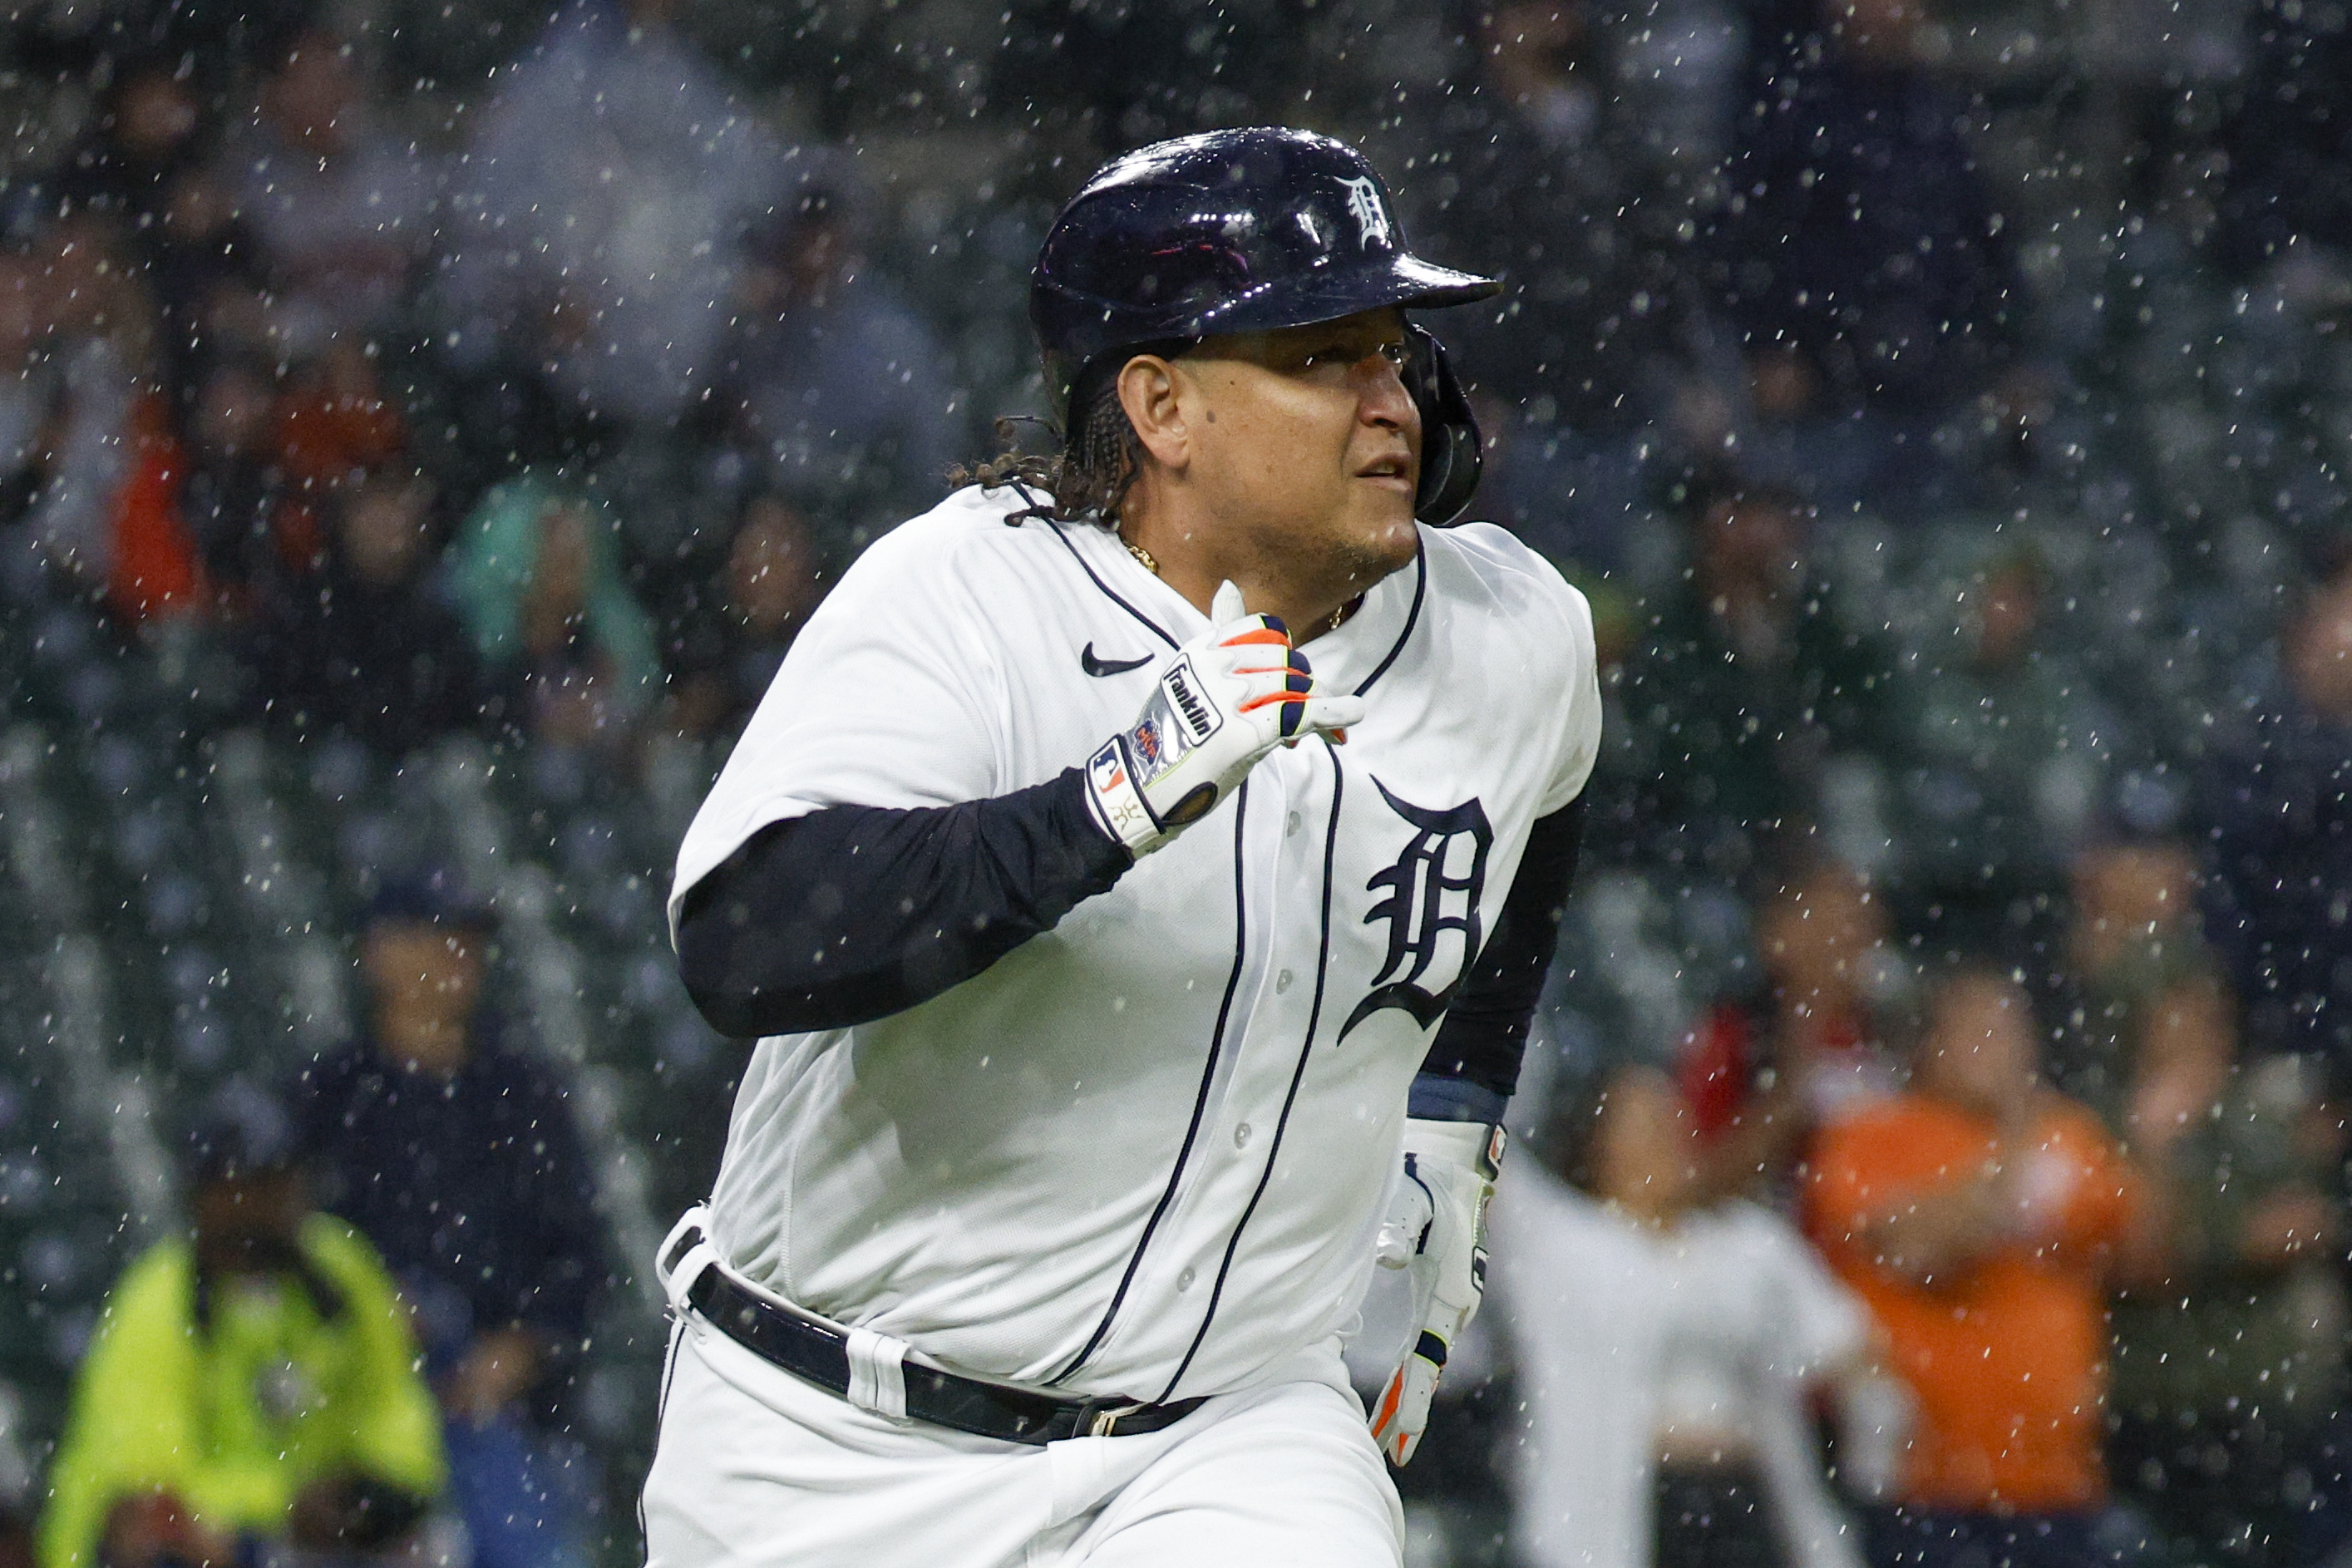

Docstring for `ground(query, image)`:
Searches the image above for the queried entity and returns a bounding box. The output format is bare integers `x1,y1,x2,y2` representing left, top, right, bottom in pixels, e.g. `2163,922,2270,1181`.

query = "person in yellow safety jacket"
40,1086,445,1568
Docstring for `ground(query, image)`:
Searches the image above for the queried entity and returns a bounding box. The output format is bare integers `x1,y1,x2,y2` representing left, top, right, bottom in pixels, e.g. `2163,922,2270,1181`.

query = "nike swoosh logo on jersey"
1081,643,1153,678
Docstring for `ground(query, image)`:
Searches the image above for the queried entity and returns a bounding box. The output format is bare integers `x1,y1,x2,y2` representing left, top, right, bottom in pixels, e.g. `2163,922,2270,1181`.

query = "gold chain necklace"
1122,536,1352,634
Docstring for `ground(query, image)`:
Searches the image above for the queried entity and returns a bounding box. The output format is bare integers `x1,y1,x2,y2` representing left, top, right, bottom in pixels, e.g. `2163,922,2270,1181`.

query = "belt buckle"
1082,1400,1147,1438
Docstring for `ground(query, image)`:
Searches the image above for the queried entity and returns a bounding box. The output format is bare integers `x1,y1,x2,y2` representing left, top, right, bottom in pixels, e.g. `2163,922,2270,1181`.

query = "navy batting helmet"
1031,126,1502,526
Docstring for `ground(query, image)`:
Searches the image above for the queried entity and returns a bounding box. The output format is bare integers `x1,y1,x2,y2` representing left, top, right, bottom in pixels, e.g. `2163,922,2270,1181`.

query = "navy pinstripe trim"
642,1314,688,1542
1352,539,1426,698
656,1315,686,1422
1154,747,1347,1404
1045,519,1181,650
1047,781,1251,1387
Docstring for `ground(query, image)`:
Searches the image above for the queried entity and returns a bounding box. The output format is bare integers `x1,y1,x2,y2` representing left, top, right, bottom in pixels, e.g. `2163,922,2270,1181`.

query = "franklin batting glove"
1368,1117,1505,1467
1082,579,1366,855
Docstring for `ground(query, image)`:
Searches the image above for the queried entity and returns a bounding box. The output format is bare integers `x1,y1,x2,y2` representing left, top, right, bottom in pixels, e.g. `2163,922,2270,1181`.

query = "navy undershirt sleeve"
1408,796,1586,1122
676,767,1132,1038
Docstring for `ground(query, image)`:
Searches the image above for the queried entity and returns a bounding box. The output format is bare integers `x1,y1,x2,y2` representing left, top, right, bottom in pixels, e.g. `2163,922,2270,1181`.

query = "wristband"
1083,737,1161,854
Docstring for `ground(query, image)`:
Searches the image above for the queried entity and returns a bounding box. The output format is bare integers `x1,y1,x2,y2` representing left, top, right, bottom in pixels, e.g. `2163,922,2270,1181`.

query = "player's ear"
1117,353,1190,471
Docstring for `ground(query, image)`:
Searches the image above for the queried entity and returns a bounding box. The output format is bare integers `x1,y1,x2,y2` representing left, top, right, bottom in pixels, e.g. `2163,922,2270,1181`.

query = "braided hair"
950,343,1189,528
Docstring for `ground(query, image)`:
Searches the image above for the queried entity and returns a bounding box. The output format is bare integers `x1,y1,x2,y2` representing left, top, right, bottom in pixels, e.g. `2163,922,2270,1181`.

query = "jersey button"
1234,1122,1253,1149
1286,811,1301,836
1176,1267,1196,1291
1275,969,1294,994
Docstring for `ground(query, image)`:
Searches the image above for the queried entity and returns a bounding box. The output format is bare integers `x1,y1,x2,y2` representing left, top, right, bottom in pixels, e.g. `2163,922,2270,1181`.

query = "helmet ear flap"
1404,323,1482,526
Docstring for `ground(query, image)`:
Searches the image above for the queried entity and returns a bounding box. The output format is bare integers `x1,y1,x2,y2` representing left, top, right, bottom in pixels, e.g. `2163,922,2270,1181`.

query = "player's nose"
1354,350,1418,437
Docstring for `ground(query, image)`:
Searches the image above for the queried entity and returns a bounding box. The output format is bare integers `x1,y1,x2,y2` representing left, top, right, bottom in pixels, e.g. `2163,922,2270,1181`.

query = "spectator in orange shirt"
1804,963,2160,1568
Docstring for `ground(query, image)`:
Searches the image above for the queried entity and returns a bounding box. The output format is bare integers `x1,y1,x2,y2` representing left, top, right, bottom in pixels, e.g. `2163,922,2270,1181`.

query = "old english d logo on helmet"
1335,176,1391,249
1031,127,1501,526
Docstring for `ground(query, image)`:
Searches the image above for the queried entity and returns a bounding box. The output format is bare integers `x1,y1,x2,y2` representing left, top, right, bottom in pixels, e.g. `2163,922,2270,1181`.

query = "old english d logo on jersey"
1339,779,1492,1041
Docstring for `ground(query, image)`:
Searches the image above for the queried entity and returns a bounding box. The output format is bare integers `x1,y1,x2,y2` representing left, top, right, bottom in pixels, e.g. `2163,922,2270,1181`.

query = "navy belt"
683,1255,1206,1446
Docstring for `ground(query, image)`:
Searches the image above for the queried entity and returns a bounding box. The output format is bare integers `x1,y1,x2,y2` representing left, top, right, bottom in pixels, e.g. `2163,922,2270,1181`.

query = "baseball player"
644,127,1602,1566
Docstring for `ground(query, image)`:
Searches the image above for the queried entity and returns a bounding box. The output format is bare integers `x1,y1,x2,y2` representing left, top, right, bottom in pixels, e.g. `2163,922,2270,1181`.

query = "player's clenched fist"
1082,580,1366,855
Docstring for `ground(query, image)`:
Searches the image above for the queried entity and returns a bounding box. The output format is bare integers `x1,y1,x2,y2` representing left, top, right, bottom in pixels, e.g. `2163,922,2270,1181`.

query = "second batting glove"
1368,1117,1505,1467
1082,580,1365,855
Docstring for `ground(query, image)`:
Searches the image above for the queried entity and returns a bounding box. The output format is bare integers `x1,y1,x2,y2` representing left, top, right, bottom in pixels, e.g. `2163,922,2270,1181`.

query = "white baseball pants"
639,1310,1404,1567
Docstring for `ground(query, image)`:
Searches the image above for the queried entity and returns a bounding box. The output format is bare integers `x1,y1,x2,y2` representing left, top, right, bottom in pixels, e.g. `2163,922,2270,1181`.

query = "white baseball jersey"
669,481,1601,1404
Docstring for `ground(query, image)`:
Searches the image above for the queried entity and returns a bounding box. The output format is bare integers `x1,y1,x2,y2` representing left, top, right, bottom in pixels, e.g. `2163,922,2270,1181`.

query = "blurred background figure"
1887,542,2138,956
2051,836,2217,1114
50,56,207,239
0,244,57,525
172,353,286,616
241,467,486,759
2106,985,2343,1568
437,0,782,441
1607,482,1900,888
290,875,603,1568
0,1421,29,1568
39,1084,443,1568
2216,0,2352,290
446,476,660,752
2203,555,2352,1066
660,492,828,742
1805,965,2156,1568
12,213,179,619
720,169,959,544
1494,1063,1874,1568
45,51,254,422
1420,1,1704,576
228,28,439,353
1702,0,2019,420
270,340,410,522
2069,829,2345,1568
1678,859,1905,1196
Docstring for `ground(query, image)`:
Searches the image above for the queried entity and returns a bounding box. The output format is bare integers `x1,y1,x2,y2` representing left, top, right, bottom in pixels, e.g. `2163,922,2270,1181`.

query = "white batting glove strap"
1083,580,1366,855
1368,1117,1505,1467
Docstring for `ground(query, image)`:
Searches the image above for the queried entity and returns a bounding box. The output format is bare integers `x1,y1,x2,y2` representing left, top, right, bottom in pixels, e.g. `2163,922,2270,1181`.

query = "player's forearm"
675,767,1131,1037
1413,796,1585,1111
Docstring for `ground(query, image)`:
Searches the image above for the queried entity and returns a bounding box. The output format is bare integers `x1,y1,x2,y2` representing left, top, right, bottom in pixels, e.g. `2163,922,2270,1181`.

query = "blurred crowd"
0,0,2347,1564
0,0,884,772
42,872,604,1568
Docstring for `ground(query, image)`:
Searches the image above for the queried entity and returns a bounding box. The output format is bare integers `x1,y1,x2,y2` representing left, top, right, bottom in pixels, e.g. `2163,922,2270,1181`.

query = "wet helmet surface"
1032,126,1501,525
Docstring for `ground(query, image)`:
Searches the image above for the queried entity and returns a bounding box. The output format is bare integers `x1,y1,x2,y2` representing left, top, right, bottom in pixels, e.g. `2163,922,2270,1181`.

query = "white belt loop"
845,1327,911,1422
654,1205,717,1318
